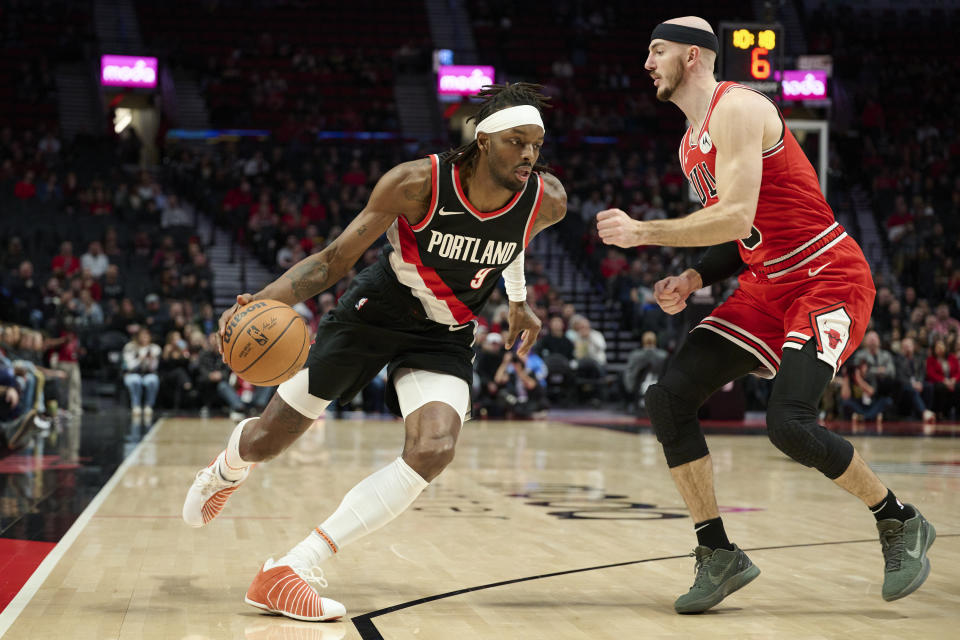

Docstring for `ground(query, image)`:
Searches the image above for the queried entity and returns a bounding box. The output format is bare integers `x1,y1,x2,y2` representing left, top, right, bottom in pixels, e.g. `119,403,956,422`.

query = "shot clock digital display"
718,22,784,98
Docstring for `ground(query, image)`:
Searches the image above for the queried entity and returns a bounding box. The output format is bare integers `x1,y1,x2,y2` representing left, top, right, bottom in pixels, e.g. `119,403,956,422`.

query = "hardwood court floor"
2,417,958,639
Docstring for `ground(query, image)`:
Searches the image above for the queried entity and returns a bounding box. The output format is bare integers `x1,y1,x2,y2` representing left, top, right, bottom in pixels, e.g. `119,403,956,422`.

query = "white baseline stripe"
0,419,165,638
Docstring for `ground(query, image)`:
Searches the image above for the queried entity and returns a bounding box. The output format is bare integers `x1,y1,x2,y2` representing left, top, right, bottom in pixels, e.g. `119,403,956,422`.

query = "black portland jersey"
381,154,543,325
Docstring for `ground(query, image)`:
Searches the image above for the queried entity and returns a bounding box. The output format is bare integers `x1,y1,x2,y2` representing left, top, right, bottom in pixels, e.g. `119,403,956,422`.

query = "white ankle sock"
218,417,258,481
279,457,429,569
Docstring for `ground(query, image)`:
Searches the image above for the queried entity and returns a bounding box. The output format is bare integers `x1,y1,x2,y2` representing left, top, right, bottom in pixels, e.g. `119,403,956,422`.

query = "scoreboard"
718,22,784,98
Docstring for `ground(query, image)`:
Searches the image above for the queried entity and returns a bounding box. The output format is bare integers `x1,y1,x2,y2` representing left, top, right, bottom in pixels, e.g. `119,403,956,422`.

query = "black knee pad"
645,382,708,468
766,405,853,479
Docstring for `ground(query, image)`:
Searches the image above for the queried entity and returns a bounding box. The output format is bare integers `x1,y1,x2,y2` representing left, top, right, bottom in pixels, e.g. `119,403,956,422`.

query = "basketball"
222,300,310,386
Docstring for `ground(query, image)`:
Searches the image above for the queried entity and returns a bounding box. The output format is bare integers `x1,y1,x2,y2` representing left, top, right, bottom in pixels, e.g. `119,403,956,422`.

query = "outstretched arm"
251,159,430,304
216,158,432,351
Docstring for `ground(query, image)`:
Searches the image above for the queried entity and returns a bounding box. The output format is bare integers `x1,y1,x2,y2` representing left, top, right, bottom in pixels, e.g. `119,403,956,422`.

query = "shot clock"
718,22,784,98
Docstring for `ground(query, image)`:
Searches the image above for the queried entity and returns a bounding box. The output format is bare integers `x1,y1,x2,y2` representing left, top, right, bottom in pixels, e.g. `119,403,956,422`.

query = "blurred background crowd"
2,0,959,461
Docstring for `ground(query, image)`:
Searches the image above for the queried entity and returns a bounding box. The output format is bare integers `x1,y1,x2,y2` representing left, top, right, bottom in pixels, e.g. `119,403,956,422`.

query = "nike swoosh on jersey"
438,206,464,216
808,262,830,277
448,323,471,331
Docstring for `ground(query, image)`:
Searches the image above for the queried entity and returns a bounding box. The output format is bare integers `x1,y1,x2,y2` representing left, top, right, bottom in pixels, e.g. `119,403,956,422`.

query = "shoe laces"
879,526,905,572
688,548,714,583
195,465,233,494
296,565,329,590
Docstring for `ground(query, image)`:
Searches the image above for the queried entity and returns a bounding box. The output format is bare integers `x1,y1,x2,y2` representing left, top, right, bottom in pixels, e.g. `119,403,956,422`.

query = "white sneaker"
132,406,143,419
182,453,252,527
144,406,153,423
229,410,247,422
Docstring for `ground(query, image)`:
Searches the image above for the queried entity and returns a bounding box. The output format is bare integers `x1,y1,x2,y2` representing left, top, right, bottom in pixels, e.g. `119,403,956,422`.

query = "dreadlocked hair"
439,82,552,174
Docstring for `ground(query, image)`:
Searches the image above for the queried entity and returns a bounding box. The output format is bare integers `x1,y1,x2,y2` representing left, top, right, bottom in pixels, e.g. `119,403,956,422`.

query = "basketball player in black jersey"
181,83,567,621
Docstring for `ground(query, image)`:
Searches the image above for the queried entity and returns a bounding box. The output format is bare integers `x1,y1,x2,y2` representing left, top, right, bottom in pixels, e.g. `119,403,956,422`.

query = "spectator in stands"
49,319,82,460
925,338,960,420
110,298,144,338
13,170,36,200
143,293,170,340
538,316,574,361
276,234,305,271
160,330,194,411
123,328,161,424
51,241,80,278
2,237,27,273
931,303,960,338
0,363,40,453
571,316,607,403
571,316,606,370
512,348,548,417
854,331,898,413
88,187,113,216
623,331,668,415
841,359,893,426
6,261,43,327
80,241,109,279
895,336,936,423
161,194,192,229
475,332,507,417
74,289,104,328
101,265,125,304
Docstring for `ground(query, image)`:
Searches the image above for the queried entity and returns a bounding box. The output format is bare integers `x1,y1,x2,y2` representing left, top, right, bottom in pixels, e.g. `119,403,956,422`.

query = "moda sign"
781,70,827,100
437,65,495,96
101,55,158,88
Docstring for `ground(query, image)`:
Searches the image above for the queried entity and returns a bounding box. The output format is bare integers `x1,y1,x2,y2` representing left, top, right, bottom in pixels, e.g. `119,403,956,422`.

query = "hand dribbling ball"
222,300,309,386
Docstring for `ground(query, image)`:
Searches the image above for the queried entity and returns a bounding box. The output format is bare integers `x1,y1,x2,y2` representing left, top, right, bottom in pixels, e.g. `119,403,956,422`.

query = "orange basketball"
222,299,310,386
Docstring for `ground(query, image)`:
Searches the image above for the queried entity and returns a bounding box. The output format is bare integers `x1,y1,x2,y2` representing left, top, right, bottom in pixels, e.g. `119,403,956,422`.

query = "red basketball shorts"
694,237,875,378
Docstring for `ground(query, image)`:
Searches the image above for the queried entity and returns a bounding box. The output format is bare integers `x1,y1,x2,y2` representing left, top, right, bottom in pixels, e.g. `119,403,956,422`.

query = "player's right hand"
653,273,699,315
218,293,254,358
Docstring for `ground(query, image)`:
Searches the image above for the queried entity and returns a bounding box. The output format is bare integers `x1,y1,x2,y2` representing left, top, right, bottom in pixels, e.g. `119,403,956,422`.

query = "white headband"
474,105,545,139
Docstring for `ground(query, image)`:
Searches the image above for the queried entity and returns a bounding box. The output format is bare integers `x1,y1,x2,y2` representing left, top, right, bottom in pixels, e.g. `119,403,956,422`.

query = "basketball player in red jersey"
597,17,935,613
180,84,567,621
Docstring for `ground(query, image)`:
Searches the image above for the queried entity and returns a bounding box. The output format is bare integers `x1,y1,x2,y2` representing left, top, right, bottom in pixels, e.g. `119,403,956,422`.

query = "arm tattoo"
284,245,338,300
402,174,431,206
356,224,368,237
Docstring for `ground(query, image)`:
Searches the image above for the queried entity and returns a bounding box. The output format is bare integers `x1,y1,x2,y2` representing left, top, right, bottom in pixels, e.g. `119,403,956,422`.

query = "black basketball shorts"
297,261,476,416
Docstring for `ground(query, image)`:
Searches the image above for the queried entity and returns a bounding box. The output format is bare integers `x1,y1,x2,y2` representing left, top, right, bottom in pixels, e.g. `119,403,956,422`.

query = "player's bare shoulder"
373,157,433,225
531,172,567,235
711,87,780,147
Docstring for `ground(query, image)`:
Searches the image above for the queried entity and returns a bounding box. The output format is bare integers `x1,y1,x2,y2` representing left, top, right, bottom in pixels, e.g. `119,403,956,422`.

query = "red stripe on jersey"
523,174,544,247
453,164,523,219
396,216,475,323
411,155,439,232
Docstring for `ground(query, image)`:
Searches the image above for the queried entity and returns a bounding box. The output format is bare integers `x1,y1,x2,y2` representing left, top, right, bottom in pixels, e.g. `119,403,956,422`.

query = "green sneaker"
674,544,760,614
877,506,936,601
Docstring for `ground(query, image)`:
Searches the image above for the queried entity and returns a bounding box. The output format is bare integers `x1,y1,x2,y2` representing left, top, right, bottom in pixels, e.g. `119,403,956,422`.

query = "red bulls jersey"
382,154,543,325
680,81,847,278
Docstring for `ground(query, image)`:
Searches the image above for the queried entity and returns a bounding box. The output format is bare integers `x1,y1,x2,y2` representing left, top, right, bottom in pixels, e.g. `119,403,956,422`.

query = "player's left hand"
504,301,541,357
596,208,642,248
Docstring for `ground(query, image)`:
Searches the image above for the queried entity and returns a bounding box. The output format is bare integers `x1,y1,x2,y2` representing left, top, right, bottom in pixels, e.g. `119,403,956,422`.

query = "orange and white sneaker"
245,559,346,622
182,453,251,527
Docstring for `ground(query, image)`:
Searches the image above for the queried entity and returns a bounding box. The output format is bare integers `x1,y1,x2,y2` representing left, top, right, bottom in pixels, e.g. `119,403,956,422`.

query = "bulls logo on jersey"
698,131,713,154
825,328,842,349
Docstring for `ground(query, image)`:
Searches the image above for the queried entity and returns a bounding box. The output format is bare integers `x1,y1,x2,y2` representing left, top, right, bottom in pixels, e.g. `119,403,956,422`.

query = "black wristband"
692,241,744,288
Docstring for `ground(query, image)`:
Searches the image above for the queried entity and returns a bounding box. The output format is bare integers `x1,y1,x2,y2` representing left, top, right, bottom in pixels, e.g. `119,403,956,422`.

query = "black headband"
650,23,718,53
